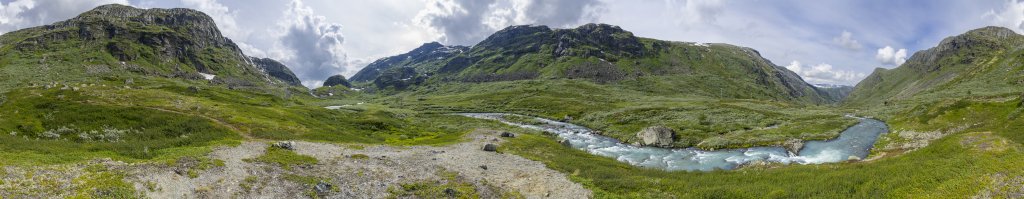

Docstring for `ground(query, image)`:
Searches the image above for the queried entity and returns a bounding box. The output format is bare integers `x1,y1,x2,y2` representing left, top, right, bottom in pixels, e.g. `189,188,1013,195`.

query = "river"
458,113,889,171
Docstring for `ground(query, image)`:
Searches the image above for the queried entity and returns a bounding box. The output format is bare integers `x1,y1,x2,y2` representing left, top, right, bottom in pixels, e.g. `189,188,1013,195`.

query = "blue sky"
0,0,1021,87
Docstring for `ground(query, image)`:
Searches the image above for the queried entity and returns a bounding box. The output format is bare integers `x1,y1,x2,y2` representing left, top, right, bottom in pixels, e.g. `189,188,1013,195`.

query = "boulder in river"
559,139,572,147
782,139,804,154
636,126,676,147
482,144,498,152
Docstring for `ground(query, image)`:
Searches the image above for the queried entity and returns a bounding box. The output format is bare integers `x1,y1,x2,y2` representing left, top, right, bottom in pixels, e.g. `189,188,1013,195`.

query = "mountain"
323,74,352,88
813,84,854,101
349,42,468,82
346,23,834,103
250,56,302,86
845,26,1024,106
0,4,300,90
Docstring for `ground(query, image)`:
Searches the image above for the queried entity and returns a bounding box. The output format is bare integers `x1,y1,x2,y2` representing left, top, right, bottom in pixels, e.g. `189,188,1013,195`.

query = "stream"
458,113,889,171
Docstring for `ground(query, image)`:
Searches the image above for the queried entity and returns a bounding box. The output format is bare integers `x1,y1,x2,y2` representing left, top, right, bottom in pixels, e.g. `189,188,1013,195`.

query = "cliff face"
349,42,469,83
0,4,298,89
323,75,352,88
250,57,302,86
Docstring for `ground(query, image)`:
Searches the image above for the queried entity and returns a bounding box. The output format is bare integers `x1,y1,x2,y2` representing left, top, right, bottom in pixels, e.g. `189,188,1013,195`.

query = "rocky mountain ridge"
0,4,302,90
845,26,1024,105
347,23,837,104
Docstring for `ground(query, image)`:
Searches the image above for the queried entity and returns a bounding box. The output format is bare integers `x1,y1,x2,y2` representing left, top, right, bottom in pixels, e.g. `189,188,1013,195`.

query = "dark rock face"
552,23,645,59
323,75,352,88
0,4,291,89
250,57,302,86
373,67,423,90
348,42,468,82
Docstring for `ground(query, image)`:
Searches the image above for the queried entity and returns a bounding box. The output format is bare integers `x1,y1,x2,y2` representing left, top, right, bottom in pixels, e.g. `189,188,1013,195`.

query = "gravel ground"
0,129,591,198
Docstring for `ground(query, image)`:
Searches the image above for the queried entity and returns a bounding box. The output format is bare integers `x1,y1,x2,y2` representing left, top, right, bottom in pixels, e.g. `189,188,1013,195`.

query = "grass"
500,126,1021,198
382,79,857,149
246,146,318,170
387,170,525,199
0,87,240,165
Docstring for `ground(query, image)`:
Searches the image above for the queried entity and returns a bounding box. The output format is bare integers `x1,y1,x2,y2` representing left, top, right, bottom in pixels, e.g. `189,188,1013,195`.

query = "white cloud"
665,0,723,26
413,0,604,45
875,46,907,66
0,0,128,34
785,60,866,85
984,0,1024,32
832,30,862,50
269,0,349,88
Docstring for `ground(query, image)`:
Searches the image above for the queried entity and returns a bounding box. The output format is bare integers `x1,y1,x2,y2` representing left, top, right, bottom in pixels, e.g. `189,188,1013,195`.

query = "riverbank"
460,113,888,171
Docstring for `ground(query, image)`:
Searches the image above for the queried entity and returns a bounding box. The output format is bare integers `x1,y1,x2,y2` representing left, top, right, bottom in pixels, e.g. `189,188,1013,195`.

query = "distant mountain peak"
0,4,301,90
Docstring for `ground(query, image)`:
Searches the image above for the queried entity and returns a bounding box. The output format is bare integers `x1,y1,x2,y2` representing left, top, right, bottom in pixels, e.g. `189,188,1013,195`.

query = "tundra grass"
495,94,1024,198
379,79,857,149
501,125,1022,198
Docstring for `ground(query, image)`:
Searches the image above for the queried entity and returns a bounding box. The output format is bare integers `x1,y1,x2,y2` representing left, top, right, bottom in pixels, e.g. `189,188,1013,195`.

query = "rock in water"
482,144,498,152
559,139,573,147
636,126,676,147
273,141,295,150
782,139,805,154
500,132,516,138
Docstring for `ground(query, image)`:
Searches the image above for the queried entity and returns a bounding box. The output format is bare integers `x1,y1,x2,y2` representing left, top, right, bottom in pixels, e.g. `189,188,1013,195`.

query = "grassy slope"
379,79,856,149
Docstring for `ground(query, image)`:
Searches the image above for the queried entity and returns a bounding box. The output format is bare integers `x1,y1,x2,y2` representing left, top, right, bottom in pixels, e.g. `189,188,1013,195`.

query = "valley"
0,3,1022,199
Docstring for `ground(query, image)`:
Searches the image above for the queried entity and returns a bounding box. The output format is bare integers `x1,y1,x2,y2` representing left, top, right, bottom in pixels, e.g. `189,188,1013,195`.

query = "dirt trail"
128,129,591,198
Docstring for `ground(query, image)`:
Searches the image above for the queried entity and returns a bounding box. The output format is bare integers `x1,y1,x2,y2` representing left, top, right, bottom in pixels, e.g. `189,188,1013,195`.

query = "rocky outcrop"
344,23,834,104
635,126,675,147
782,139,804,154
348,42,468,82
845,26,1024,105
0,4,293,89
323,75,352,88
250,57,302,86
482,144,498,152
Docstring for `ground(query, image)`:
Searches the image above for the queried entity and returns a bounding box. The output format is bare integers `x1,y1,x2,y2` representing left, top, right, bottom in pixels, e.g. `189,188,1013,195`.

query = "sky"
0,0,1022,88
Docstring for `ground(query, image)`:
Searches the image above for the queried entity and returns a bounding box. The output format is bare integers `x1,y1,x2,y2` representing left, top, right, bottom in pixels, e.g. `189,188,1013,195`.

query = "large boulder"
272,141,295,150
782,139,804,154
636,126,675,147
482,144,498,152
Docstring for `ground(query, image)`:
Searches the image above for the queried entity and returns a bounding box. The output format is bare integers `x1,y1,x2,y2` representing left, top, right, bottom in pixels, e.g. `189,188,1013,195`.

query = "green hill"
0,4,300,91
346,24,840,104
845,26,1024,106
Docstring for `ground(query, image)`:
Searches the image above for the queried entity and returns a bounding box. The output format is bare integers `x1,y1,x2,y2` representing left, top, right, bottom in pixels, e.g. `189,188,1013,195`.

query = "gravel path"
128,129,591,198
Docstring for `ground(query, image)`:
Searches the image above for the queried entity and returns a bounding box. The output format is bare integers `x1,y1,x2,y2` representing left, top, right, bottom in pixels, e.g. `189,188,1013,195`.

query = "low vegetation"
381,79,857,149
246,146,319,170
